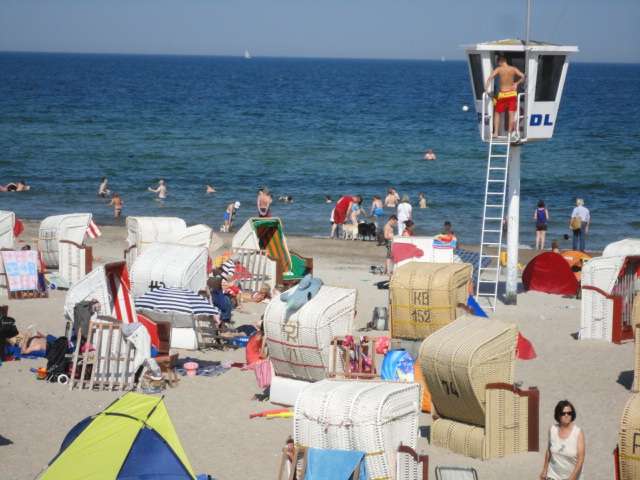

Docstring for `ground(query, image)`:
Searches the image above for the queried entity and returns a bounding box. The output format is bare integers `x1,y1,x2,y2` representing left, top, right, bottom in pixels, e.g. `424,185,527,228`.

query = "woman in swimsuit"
370,195,384,228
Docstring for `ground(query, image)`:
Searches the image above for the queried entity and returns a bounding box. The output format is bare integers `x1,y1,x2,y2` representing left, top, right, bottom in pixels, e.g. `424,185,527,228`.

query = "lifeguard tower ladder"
465,39,578,309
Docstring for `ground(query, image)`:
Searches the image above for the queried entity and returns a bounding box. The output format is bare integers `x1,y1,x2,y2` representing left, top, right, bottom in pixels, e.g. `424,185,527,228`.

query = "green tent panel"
41,393,196,480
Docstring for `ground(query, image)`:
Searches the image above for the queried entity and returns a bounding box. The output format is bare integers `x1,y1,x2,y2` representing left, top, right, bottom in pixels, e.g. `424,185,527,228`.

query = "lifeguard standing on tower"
486,55,525,140
464,19,578,309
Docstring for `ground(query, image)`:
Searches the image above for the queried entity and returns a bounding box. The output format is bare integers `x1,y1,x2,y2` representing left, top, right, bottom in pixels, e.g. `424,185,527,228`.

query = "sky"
1,0,638,63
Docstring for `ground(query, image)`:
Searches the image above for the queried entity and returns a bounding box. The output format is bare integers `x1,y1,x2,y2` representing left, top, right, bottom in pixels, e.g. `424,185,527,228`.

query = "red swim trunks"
495,92,517,113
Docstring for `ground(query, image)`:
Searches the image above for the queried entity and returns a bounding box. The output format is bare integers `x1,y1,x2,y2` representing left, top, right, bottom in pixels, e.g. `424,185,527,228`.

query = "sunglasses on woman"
561,411,573,416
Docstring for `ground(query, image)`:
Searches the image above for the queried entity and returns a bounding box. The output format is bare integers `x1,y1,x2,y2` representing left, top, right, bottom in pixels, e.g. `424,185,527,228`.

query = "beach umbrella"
135,287,219,316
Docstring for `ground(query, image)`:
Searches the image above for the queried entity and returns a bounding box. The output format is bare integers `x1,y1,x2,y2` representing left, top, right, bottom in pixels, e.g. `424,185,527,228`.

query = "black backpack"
46,337,69,382
0,315,18,360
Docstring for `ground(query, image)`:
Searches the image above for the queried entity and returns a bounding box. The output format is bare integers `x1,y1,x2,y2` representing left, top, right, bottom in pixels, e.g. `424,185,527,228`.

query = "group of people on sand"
328,190,428,240
532,198,591,253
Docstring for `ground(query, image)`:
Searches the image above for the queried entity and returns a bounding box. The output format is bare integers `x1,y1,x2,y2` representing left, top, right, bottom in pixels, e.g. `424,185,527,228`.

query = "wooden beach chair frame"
328,336,378,379
68,320,142,391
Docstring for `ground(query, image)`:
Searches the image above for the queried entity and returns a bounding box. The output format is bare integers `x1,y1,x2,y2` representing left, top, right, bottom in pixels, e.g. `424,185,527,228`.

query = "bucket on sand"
184,362,199,377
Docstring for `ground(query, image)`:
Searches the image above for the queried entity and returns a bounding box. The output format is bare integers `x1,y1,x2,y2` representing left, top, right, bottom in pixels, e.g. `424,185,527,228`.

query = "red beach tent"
522,252,579,296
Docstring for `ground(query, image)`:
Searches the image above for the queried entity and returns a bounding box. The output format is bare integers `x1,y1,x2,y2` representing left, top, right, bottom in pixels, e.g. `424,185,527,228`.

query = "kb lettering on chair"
148,280,166,291
410,290,431,323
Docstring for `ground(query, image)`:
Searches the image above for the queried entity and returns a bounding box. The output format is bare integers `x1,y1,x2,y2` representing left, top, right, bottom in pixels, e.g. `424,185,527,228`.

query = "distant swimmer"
0,180,30,192
424,149,437,161
279,195,293,204
418,192,428,209
257,187,272,217
324,195,333,203
384,188,399,208
109,193,123,218
98,177,111,198
148,179,167,199
486,54,525,139
206,185,216,194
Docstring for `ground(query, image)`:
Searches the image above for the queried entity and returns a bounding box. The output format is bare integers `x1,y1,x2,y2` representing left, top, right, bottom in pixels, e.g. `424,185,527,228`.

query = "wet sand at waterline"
1,222,628,479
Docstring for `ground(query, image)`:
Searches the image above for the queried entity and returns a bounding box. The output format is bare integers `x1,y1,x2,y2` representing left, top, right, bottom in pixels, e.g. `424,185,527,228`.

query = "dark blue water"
1,52,638,249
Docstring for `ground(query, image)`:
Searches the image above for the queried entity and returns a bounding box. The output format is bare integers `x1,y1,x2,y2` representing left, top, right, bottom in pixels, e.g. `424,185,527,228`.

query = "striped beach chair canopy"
134,287,219,316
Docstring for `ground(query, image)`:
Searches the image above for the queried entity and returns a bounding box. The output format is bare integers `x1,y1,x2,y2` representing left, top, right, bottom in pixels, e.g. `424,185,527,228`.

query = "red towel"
333,196,352,225
516,333,537,360
391,243,424,263
13,218,24,237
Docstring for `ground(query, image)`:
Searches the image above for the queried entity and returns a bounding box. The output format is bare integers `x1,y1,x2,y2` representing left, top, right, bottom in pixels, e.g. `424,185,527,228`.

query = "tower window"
535,55,566,101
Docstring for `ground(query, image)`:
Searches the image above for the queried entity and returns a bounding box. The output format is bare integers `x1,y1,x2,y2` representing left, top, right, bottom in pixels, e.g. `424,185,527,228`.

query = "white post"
525,0,532,44
505,145,521,304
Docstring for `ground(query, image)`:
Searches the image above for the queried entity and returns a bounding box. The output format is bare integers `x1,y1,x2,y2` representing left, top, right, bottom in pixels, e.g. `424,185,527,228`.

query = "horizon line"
1,49,638,65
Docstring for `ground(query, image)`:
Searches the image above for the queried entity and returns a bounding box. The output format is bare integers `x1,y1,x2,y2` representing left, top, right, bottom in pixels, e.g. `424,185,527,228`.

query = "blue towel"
380,349,414,382
304,448,367,480
467,295,489,318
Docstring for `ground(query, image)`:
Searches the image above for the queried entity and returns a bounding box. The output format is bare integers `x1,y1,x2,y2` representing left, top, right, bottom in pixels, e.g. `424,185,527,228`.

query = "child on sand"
109,193,123,218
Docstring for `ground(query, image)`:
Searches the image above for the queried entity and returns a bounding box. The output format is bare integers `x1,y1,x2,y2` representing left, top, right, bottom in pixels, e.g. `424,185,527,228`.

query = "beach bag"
570,216,582,231
46,337,69,382
254,359,273,389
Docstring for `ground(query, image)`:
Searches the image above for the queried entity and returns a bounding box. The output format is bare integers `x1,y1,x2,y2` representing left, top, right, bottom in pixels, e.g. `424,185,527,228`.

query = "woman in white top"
540,400,585,480
396,195,412,236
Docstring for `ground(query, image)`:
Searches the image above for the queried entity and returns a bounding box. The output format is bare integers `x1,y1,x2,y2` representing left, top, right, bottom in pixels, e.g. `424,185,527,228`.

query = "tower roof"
464,39,578,53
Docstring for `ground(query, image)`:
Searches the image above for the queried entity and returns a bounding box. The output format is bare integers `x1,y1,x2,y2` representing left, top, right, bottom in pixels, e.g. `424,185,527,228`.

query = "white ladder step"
482,242,501,246
487,179,506,183
490,154,509,158
484,217,503,220
487,192,505,195
486,204,503,208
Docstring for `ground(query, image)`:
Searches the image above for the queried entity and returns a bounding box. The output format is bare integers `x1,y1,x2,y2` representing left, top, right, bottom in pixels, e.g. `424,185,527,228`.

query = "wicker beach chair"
264,286,356,382
420,316,539,459
294,379,421,480
632,293,640,392
616,393,640,480
390,262,472,341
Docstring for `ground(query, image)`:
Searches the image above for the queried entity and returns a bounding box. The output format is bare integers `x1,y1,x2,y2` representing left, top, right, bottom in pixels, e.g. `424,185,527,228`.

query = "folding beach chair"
68,320,142,391
435,466,478,480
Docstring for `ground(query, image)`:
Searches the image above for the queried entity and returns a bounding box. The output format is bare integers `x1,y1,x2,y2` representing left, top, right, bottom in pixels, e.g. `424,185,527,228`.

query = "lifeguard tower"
464,38,578,308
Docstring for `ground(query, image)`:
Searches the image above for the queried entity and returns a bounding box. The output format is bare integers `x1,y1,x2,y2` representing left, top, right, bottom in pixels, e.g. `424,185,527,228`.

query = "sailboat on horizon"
244,49,252,60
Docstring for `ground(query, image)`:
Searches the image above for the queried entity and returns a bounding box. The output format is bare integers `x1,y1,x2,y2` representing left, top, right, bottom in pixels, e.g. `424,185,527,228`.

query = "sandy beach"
0,221,632,479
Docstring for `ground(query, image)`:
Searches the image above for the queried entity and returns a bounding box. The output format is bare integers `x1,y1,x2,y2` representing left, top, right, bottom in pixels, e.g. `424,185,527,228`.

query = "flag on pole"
86,220,102,239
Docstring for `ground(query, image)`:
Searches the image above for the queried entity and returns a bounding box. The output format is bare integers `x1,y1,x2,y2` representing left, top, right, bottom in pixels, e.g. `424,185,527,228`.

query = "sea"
1,52,638,250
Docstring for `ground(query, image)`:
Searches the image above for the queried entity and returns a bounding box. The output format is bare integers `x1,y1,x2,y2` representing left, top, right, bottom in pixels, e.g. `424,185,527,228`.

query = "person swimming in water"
148,179,167,199
424,149,437,161
98,177,110,198
1,180,31,192
206,185,216,194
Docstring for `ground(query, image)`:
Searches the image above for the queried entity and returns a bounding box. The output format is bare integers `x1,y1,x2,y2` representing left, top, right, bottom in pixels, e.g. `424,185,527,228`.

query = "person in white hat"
221,201,241,233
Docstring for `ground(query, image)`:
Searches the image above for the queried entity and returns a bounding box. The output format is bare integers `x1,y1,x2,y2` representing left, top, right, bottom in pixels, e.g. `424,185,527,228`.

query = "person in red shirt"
246,321,265,366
